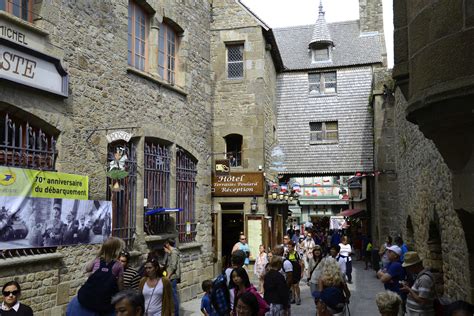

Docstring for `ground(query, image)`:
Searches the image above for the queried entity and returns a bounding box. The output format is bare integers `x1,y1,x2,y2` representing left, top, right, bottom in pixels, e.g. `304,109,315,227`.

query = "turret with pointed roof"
309,0,333,48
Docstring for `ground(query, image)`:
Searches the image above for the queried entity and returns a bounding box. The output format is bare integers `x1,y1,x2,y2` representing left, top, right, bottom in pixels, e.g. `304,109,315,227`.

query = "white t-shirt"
339,243,352,261
280,258,293,279
143,279,163,316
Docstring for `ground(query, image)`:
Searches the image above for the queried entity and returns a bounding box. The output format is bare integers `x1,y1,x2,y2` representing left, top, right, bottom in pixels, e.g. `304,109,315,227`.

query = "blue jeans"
171,278,180,315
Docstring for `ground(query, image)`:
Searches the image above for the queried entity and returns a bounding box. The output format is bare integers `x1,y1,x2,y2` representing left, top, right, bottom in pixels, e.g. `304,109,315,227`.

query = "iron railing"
0,113,56,171
144,141,171,235
107,142,137,249
176,147,197,243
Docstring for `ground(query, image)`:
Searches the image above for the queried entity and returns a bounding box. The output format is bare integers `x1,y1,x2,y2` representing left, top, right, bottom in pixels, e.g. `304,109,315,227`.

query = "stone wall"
375,87,471,301
0,0,214,313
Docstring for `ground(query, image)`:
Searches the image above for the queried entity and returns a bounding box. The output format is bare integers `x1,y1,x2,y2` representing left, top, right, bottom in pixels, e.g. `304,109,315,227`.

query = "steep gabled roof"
274,21,383,70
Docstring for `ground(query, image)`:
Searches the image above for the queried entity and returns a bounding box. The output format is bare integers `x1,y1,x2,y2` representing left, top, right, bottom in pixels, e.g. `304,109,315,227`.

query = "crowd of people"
2,231,474,315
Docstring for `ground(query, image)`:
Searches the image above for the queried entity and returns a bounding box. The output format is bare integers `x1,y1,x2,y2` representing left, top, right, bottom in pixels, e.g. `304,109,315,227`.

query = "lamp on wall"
251,196,258,213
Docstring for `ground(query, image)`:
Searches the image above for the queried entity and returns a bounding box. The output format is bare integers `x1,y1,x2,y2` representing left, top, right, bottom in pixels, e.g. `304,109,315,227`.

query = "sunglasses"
120,251,130,257
3,290,18,297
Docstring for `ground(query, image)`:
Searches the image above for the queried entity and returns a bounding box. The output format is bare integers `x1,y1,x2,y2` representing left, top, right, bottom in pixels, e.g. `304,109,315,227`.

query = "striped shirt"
406,269,435,314
123,266,140,290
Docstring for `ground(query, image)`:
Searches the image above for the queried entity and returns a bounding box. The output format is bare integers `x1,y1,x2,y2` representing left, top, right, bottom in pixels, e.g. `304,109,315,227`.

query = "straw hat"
402,251,422,267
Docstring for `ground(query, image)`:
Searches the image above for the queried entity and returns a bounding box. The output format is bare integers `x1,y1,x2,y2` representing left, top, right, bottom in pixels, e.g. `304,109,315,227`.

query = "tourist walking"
1,281,33,316
286,241,303,305
139,258,174,316
254,245,268,294
67,237,125,316
226,250,247,311
307,245,324,293
200,280,217,316
235,292,260,316
232,234,251,266
318,257,351,303
263,256,290,315
164,238,181,315
229,267,268,316
119,251,141,290
338,236,353,283
302,232,316,279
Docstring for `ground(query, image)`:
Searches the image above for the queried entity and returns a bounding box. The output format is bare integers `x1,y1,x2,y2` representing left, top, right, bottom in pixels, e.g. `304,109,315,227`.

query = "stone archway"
455,209,474,303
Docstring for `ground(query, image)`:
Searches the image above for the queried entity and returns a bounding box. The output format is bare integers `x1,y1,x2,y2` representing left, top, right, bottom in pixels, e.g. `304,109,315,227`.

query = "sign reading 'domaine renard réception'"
212,172,264,197
0,38,68,97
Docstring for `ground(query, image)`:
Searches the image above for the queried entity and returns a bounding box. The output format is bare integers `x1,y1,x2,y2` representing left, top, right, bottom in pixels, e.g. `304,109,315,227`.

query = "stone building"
0,0,214,314
374,0,474,303
209,0,283,269
272,0,384,228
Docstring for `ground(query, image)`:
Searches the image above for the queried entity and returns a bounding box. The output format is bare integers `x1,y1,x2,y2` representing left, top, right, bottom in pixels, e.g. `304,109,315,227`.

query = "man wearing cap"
400,252,435,315
313,287,346,316
377,245,406,295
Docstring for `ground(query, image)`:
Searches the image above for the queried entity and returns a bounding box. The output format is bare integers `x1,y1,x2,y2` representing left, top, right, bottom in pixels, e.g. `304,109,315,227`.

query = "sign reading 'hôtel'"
0,20,68,97
212,172,264,197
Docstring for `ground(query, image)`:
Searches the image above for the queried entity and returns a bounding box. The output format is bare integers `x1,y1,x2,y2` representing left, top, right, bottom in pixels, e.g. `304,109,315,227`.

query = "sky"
240,0,394,68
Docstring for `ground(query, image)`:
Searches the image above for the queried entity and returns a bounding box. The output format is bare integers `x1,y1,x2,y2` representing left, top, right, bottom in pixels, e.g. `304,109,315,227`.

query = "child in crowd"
201,280,216,316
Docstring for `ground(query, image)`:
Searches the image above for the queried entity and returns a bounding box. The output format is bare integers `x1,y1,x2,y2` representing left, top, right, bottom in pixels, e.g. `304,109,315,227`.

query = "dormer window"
312,48,330,62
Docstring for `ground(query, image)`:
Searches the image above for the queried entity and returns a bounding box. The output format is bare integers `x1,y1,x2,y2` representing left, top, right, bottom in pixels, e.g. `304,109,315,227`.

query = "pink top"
91,258,124,279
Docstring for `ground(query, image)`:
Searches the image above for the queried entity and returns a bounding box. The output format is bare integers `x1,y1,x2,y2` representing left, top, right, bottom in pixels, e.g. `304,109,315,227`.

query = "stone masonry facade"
0,0,214,314
374,86,472,302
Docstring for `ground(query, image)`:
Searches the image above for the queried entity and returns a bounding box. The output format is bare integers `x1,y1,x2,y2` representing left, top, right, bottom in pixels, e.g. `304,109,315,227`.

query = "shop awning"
145,208,183,216
299,199,349,205
338,209,364,217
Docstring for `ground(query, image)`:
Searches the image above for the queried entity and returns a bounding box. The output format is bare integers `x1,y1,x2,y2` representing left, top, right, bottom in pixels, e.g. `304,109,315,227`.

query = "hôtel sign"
212,172,264,197
0,24,68,97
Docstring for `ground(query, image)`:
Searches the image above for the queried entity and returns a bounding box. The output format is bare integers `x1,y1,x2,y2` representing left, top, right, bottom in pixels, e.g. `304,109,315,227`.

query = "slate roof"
273,21,383,70
309,4,333,48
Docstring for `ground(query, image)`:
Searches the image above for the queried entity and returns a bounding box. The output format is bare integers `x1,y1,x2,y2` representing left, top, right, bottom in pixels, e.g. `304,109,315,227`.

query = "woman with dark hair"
1,281,33,316
229,267,268,316
235,292,260,316
308,244,324,293
139,258,174,316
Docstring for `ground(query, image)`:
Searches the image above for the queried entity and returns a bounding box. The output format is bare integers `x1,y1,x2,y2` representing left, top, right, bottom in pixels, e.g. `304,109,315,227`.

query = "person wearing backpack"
223,250,246,312
67,237,124,316
400,252,436,315
286,241,304,305
229,267,269,316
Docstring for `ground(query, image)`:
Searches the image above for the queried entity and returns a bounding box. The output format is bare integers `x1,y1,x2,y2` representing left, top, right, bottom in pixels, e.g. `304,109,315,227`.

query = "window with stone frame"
158,22,178,84
176,147,197,243
107,141,137,249
227,43,244,79
144,140,171,235
309,121,338,143
128,1,148,71
0,111,58,258
312,48,330,62
224,134,242,167
309,71,337,95
0,0,32,22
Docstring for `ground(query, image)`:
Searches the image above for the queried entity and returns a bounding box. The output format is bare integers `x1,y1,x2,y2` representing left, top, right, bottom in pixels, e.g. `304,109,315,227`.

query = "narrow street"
181,261,383,315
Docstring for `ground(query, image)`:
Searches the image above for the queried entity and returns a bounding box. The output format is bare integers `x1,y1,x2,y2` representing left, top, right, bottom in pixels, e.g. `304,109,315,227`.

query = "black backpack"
78,259,119,313
286,253,302,284
210,272,230,315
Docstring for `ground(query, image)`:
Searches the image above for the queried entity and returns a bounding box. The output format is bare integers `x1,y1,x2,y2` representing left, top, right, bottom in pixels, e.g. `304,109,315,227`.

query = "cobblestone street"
181,261,383,315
